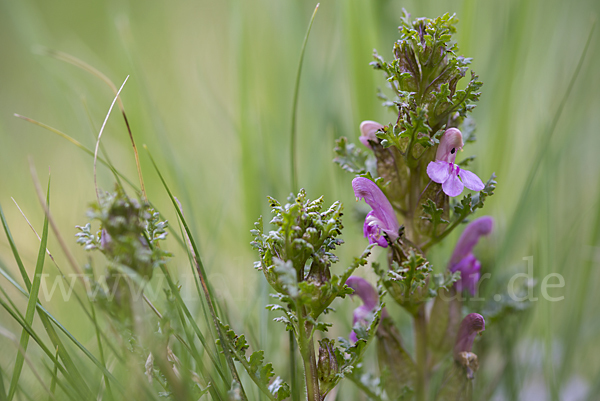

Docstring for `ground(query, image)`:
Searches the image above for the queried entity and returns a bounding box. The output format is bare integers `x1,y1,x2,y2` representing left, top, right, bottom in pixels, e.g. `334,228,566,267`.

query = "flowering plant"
0,7,524,401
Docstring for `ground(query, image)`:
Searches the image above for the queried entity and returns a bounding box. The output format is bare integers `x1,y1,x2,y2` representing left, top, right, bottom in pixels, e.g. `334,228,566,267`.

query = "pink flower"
448,216,493,295
359,120,384,149
346,276,387,342
454,313,485,359
352,177,400,247
426,128,484,197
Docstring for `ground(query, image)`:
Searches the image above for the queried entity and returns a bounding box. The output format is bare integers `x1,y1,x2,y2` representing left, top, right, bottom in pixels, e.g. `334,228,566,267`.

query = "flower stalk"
335,10,497,401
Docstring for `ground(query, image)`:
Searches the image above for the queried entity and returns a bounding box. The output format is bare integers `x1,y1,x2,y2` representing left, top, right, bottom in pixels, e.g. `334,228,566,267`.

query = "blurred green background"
0,0,599,399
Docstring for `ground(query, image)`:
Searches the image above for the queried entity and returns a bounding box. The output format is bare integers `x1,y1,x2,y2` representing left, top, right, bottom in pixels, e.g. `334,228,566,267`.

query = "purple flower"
453,313,485,359
346,276,386,342
359,120,384,149
352,177,400,248
427,128,484,197
448,216,493,295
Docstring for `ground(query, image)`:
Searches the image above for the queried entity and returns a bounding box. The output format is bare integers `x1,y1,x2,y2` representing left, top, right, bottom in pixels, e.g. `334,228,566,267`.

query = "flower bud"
359,120,384,149
317,338,339,394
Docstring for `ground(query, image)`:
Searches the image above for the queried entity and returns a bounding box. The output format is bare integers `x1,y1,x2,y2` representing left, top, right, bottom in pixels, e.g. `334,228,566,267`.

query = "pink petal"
459,169,485,191
352,177,400,242
359,136,372,149
435,128,464,163
427,161,451,184
346,277,379,310
454,313,485,359
448,216,494,266
359,120,384,149
442,172,464,197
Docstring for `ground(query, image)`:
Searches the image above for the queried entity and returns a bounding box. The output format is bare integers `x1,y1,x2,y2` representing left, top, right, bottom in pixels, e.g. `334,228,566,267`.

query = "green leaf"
421,199,449,236
471,173,497,211
376,251,433,311
333,137,369,174
218,322,291,401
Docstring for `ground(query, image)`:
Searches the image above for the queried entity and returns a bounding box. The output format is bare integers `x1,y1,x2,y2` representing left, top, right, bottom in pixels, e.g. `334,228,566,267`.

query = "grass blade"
93,76,129,201
0,202,31,292
0,263,124,388
49,347,59,399
0,363,6,401
6,177,51,400
500,22,595,255
145,145,248,400
14,114,187,252
0,326,57,401
42,49,147,199
14,114,138,193
290,3,320,193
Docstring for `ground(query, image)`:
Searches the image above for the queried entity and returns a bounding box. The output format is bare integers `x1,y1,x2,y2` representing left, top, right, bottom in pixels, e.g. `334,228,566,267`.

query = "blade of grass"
89,301,113,401
0,326,58,401
42,49,147,199
142,293,226,399
0,276,86,401
0,263,124,384
27,166,126,397
11,196,124,363
14,114,137,192
0,202,30,292
173,198,220,345
290,3,320,193
6,178,95,400
145,145,248,400
7,176,52,401
42,360,79,401
13,114,187,251
288,7,319,398
0,360,5,401
500,22,595,255
49,347,59,400
93,76,129,202
82,96,123,189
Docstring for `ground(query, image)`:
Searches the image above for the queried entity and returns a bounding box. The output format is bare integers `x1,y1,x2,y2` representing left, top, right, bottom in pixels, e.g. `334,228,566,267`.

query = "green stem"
414,305,427,401
405,164,422,243
296,307,320,401
290,331,300,401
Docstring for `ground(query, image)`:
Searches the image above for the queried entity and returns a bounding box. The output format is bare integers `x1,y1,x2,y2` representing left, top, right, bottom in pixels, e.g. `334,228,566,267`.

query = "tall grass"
0,0,599,399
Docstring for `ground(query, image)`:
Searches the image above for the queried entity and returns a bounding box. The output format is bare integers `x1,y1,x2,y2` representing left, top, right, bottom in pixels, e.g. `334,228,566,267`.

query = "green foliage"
430,271,462,296
77,185,171,279
75,222,100,250
371,10,482,137
333,137,369,174
453,173,496,221
421,199,449,237
374,251,435,313
218,322,291,401
251,190,358,317
317,305,384,398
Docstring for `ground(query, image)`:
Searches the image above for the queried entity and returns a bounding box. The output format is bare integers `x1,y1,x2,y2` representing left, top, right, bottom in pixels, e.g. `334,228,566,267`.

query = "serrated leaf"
333,137,369,174
218,322,290,401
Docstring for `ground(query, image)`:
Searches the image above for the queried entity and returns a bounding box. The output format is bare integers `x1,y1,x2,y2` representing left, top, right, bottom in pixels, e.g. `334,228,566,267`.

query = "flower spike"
448,216,493,295
427,128,484,197
352,177,400,247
